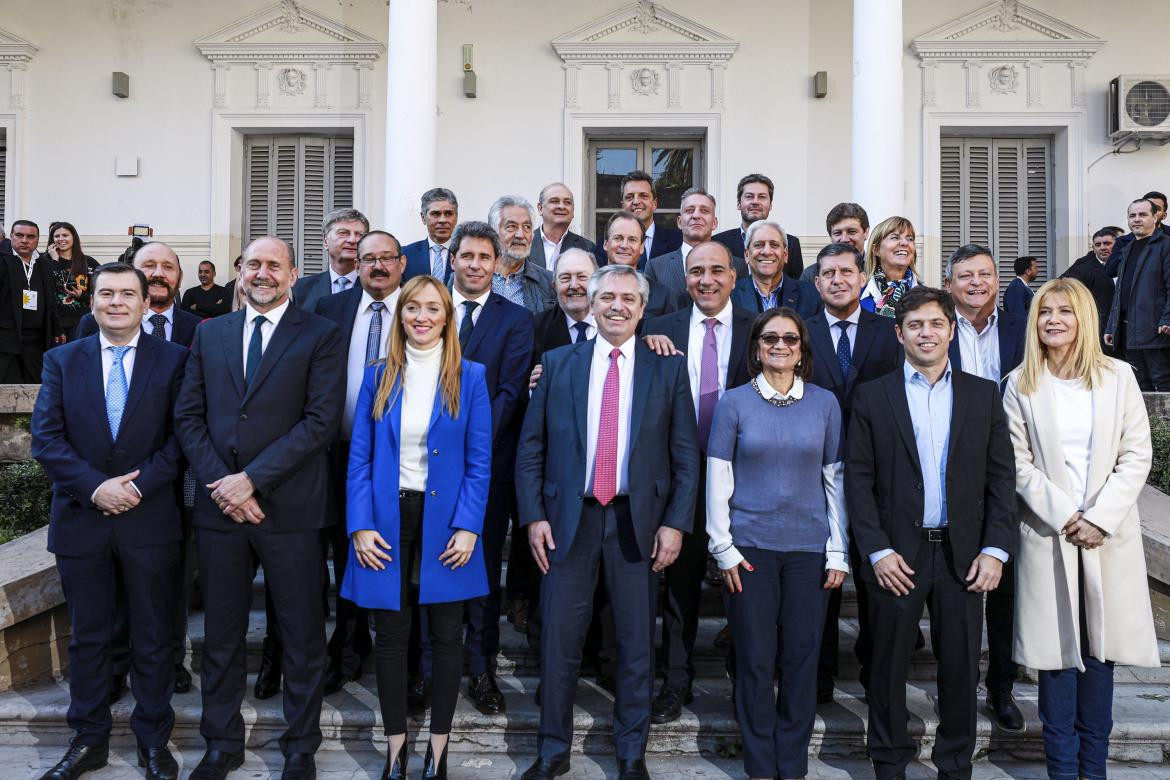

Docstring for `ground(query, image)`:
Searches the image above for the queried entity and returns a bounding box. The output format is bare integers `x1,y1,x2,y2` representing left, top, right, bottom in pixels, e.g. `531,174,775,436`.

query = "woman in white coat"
1003,277,1159,780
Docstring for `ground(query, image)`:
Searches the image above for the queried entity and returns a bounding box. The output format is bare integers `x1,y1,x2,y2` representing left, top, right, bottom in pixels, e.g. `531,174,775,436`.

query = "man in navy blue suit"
944,243,1027,733
517,264,699,780
175,236,344,780
730,220,821,318
291,209,369,311
32,262,189,780
401,187,459,282
1001,256,1037,316
712,173,804,280
594,171,683,270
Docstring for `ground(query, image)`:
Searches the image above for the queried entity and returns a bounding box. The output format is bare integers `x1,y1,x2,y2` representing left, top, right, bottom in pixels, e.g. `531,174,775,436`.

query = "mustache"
368,270,390,278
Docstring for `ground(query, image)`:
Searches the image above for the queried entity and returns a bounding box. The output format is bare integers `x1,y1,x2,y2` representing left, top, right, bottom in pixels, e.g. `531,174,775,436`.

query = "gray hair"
680,186,716,211
420,187,458,214
587,264,650,306
944,243,996,281
553,247,597,275
322,207,369,235
449,220,501,259
538,182,572,205
488,195,536,233
744,219,788,252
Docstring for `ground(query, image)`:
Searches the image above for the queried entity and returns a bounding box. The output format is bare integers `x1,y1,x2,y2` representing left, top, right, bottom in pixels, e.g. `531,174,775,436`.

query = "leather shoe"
507,599,529,632
38,741,108,780
254,635,282,700
816,682,834,705
109,674,127,704
421,741,447,779
712,623,732,649
189,749,244,780
323,660,361,696
987,689,1025,732
380,734,409,780
407,675,431,716
174,664,193,694
618,758,651,779
520,757,570,779
138,746,179,780
650,683,692,724
282,752,316,780
468,670,506,715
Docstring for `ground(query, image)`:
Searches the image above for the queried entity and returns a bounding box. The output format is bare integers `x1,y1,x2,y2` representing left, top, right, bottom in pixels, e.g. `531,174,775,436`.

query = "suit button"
231,447,238,457
432,449,439,456
916,482,923,490
240,414,248,421
430,490,437,497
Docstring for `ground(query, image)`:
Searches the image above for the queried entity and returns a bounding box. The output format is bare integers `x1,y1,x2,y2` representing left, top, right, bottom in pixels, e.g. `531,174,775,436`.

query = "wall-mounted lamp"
112,72,130,99
463,44,477,98
813,70,828,99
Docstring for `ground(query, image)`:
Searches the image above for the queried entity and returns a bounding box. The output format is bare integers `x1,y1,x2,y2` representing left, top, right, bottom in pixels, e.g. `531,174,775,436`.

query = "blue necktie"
365,302,385,365
573,321,590,343
245,315,267,389
106,346,130,439
835,321,853,381
431,245,446,278
149,313,167,339
458,300,478,350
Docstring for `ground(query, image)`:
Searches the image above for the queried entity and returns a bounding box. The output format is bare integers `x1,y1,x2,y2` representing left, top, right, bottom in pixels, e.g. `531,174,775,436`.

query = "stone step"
3,674,1169,764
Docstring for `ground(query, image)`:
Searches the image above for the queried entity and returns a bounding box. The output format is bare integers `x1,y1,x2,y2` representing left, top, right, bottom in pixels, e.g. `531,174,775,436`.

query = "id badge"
22,290,37,311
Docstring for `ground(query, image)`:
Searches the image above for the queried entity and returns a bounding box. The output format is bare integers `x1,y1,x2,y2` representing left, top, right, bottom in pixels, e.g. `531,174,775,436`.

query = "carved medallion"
988,64,1018,94
630,67,659,96
277,67,307,96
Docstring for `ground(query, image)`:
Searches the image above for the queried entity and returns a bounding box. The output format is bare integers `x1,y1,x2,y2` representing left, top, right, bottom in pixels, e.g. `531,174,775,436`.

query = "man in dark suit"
311,230,405,695
435,220,534,715
402,187,459,282
647,188,748,302
517,264,699,780
847,286,1016,780
32,262,188,780
943,244,1027,731
530,183,595,270
642,242,753,724
175,236,344,780
532,248,597,359
1001,256,1037,316
712,173,804,280
1106,198,1170,390
807,243,901,703
730,220,821,318
291,208,369,310
603,211,680,321
0,220,62,382
595,171,683,270
1062,228,1118,347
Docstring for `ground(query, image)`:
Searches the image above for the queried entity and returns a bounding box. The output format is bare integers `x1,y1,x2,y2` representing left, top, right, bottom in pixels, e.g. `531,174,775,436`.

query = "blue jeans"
1037,655,1114,779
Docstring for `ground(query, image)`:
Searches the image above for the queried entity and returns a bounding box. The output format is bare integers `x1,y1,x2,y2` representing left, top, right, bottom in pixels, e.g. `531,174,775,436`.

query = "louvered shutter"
243,137,271,244
300,140,327,275
965,141,992,248
331,139,354,210
994,141,1022,291
940,142,962,262
1024,141,1051,286
1,131,9,228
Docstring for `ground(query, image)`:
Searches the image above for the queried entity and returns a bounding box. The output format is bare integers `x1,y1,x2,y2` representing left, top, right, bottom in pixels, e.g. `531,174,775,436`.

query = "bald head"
133,241,183,310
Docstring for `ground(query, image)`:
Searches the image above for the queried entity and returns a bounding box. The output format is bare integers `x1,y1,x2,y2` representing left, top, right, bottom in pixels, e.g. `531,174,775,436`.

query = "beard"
148,280,176,307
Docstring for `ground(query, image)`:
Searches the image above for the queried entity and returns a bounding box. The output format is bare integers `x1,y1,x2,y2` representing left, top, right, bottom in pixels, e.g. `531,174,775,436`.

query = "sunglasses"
757,333,801,347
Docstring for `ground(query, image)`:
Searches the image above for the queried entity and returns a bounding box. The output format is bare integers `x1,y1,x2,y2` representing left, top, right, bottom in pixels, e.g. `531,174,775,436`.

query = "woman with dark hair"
341,275,492,779
706,307,848,780
46,221,98,340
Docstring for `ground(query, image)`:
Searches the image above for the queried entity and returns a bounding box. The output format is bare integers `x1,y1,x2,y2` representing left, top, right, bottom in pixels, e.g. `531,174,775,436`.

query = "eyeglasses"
757,333,801,347
358,255,402,267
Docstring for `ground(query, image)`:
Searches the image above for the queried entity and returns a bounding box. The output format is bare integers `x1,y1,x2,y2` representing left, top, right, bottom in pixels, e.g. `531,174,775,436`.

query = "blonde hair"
865,216,917,277
372,276,463,420
1016,278,1109,394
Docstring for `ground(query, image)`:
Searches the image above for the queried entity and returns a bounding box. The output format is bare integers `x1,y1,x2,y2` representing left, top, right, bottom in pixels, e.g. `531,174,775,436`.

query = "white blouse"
1051,375,1093,510
398,342,443,491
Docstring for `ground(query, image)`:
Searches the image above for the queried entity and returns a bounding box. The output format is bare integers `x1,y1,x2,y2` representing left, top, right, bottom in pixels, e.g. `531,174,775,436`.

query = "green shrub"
1149,415,1170,494
0,459,51,545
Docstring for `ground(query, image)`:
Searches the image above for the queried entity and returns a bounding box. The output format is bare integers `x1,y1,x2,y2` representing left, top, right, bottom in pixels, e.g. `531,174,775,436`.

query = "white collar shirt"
685,302,733,418
142,304,175,342
343,288,400,438
541,229,566,269
956,309,1001,383
824,305,862,357
428,239,451,275
243,299,290,374
681,241,695,265
328,266,358,294
644,223,657,257
99,330,142,389
585,335,637,497
564,312,597,343
452,287,491,330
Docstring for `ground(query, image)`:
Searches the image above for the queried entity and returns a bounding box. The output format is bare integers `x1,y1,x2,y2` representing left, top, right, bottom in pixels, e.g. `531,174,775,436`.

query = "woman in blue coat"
341,275,492,779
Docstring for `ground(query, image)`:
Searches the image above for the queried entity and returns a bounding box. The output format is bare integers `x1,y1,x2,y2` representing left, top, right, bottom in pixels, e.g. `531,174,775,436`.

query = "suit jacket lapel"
222,311,246,399
119,336,158,440
948,332,962,371
465,294,498,356
628,342,654,448
243,307,301,404
569,341,591,450
998,312,1019,370
809,315,845,388
850,313,880,386
82,338,114,447
946,370,968,461
342,290,361,342
727,309,753,387
884,372,922,476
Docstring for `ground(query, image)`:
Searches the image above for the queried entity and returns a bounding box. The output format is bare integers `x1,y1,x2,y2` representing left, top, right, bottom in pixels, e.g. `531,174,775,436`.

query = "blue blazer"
1001,277,1034,316
402,239,452,284
730,275,822,320
31,333,189,557
341,360,492,610
948,307,1026,383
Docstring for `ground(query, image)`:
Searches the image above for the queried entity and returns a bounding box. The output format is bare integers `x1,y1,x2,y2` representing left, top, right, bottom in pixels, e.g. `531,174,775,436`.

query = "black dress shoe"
421,741,448,779
38,741,108,780
468,670,506,715
407,675,431,716
281,752,316,780
816,683,834,705
323,660,360,696
138,746,179,780
380,735,409,780
650,683,692,724
520,757,570,779
189,749,245,780
109,674,127,704
174,664,193,694
254,635,282,700
987,690,1025,732
712,623,732,649
534,681,542,706
618,758,651,779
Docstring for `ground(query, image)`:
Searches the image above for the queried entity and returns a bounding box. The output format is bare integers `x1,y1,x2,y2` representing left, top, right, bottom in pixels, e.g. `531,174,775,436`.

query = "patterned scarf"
871,265,915,318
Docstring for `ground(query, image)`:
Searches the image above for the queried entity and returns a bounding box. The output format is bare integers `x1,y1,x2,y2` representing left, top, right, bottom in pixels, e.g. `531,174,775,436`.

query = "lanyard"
21,255,35,288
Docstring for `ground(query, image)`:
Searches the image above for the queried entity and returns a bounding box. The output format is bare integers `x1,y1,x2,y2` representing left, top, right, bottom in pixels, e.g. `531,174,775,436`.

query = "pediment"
553,0,737,63
195,0,383,63
912,0,1102,60
0,26,37,63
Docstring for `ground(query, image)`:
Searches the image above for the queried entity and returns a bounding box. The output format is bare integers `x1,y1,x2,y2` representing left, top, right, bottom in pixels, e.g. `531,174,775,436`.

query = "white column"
852,0,904,222
384,0,437,232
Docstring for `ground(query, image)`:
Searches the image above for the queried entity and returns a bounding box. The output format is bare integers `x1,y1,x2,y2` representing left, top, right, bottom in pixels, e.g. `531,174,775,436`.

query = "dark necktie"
149,313,167,339
244,315,267,389
365,301,385,364
835,320,853,380
573,321,590,343
458,300,478,350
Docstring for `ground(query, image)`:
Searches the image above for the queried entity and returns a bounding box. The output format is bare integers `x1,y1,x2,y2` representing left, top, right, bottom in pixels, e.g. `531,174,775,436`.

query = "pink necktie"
697,318,719,448
594,348,622,506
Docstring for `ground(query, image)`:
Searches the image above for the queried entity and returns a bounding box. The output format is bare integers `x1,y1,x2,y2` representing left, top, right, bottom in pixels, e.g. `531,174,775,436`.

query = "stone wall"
0,385,36,465
0,528,68,691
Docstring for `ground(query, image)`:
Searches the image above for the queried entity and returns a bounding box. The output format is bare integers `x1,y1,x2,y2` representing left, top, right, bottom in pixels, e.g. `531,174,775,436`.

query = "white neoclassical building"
0,0,1167,287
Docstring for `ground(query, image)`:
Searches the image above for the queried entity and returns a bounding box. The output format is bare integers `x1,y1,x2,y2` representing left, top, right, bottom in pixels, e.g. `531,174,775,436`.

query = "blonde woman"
860,216,918,317
1003,278,1159,780
341,275,492,780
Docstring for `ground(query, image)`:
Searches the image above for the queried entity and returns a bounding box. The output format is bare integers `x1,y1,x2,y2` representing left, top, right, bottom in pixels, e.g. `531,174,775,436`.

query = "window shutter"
1025,141,1052,285
994,140,1022,294
300,139,328,276
0,131,6,228
331,138,354,211
964,141,992,248
273,139,299,254
243,137,271,245
940,141,962,263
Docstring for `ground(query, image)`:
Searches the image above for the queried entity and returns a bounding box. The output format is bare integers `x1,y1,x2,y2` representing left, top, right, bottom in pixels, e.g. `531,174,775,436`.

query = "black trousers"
984,558,1018,694
372,493,463,736
659,461,709,689
56,540,180,749
0,336,46,382
462,478,518,676
819,541,874,691
867,540,982,780
537,499,656,761
1128,347,1170,391
506,512,534,605
197,524,326,756
323,442,372,676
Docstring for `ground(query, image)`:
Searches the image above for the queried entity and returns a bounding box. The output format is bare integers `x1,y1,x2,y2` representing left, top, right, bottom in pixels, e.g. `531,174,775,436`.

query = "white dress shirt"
328,267,359,294
585,335,636,497
680,241,695,265
242,299,290,375
141,304,175,342
542,229,565,269
956,310,1001,383
685,302,733,419
452,287,491,331
825,305,862,357
428,240,451,276
564,312,597,343
644,223,657,258
343,288,401,438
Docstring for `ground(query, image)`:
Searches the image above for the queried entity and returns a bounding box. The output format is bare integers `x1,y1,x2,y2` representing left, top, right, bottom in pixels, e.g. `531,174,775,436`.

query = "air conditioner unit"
1109,76,1170,139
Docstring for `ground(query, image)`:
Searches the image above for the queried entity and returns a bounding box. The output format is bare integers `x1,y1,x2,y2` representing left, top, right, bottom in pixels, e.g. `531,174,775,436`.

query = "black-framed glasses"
758,333,801,347
358,255,402,267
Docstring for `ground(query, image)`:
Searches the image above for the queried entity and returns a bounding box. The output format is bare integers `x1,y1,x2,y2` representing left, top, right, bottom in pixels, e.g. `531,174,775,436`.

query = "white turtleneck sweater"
399,341,443,491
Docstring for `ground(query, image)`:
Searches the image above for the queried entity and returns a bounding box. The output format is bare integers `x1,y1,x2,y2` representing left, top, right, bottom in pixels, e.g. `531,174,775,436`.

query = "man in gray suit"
291,208,369,310
530,183,595,270
646,187,747,302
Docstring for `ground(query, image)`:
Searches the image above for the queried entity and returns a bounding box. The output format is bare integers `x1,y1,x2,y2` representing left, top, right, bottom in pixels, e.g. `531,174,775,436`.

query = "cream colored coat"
1003,358,1159,671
